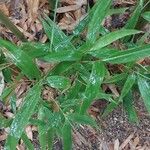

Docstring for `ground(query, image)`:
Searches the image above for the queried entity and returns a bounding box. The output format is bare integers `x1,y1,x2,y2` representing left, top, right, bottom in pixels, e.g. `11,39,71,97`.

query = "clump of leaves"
0,0,150,149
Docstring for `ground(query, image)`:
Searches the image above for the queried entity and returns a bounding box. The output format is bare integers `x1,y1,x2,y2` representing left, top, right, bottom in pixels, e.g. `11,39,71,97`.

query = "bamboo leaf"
5,83,41,150
62,121,72,150
87,0,112,43
90,29,141,51
123,91,139,123
68,113,97,127
138,77,150,113
120,74,136,99
41,15,75,51
142,11,150,22
80,61,105,114
0,40,41,80
103,44,150,64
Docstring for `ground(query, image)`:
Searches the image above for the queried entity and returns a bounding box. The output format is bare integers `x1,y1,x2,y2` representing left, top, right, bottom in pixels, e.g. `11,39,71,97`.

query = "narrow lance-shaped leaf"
123,91,139,123
90,29,141,51
142,11,150,22
123,0,143,41
87,0,111,43
124,0,143,29
0,40,41,80
40,49,81,62
120,74,136,100
4,83,41,150
80,61,106,114
38,107,47,150
138,77,150,113
102,44,150,64
68,113,97,128
41,15,75,51
62,121,72,150
21,133,34,150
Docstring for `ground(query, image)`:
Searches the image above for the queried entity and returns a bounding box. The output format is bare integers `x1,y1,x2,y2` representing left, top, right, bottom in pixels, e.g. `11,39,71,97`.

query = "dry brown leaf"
0,134,7,142
25,126,33,140
57,5,80,13
0,3,9,16
133,136,140,147
26,0,39,23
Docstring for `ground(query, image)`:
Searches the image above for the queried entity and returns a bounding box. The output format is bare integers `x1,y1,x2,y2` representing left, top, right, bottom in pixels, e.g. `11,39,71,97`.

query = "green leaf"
0,114,12,128
47,75,71,89
124,0,143,29
65,80,82,100
49,61,74,75
0,40,41,80
107,7,128,16
89,48,119,59
21,133,34,150
90,29,141,51
103,44,150,64
62,121,72,150
5,83,41,150
142,11,150,22
120,74,136,100
123,91,139,123
87,0,111,43
38,107,47,150
123,0,143,41
41,15,75,51
138,77,150,113
47,129,54,150
40,50,81,62
68,113,97,127
104,73,127,84
80,61,105,114
102,101,118,117
21,42,49,58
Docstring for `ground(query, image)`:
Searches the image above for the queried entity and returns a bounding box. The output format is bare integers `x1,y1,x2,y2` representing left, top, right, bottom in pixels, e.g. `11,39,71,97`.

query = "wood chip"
119,133,134,149
57,5,81,13
114,139,120,150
